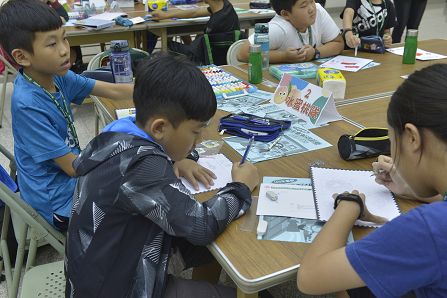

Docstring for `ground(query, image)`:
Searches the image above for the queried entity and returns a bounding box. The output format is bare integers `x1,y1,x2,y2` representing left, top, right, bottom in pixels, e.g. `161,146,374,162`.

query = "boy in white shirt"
238,0,344,64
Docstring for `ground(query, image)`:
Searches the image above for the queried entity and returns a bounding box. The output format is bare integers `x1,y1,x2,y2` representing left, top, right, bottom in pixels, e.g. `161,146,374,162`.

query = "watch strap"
333,193,364,219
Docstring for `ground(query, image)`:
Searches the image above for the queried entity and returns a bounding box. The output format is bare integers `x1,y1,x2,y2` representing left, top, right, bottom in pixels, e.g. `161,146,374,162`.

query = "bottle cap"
407,29,418,37
249,44,261,53
111,40,130,52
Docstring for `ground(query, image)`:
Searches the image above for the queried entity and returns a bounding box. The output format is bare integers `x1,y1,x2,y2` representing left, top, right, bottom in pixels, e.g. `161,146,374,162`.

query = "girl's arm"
298,191,387,294
342,8,360,48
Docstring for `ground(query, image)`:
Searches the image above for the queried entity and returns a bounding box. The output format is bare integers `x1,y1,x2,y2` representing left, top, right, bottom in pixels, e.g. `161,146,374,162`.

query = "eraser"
257,219,268,236
266,190,278,201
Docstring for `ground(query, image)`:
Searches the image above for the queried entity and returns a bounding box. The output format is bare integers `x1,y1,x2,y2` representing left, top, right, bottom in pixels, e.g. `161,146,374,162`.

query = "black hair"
0,0,62,56
270,0,300,15
133,54,217,127
387,64,447,160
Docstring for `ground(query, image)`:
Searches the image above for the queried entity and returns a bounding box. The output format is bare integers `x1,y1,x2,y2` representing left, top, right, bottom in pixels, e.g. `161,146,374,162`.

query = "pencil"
240,136,255,165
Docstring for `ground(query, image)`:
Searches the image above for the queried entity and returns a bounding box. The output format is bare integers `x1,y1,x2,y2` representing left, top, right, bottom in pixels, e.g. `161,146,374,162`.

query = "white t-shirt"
249,4,340,51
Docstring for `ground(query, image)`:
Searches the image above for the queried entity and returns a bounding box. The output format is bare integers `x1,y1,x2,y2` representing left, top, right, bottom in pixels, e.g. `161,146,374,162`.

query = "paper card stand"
270,74,342,126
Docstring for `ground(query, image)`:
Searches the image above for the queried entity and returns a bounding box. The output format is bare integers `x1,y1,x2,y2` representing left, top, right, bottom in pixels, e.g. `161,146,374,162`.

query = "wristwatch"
313,46,321,60
334,193,364,219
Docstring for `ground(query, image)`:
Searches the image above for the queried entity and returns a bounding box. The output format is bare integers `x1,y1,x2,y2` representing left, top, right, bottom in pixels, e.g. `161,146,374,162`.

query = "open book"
310,167,401,227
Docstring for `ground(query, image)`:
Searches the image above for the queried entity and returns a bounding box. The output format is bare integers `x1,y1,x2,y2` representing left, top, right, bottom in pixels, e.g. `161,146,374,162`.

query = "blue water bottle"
254,23,269,69
110,40,133,84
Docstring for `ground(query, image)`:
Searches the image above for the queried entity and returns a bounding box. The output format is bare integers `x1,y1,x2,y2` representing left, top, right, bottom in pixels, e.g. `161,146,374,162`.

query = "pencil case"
337,127,390,160
218,113,291,142
359,35,386,54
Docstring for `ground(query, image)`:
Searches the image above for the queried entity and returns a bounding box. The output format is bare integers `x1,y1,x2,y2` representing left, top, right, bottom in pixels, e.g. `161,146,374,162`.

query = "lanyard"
297,26,313,47
22,72,80,150
367,0,386,36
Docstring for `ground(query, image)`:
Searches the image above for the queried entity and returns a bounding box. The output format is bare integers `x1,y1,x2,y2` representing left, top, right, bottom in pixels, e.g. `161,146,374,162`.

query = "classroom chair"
203,30,245,66
226,39,247,66
87,48,150,135
20,260,65,298
0,53,18,128
0,145,65,298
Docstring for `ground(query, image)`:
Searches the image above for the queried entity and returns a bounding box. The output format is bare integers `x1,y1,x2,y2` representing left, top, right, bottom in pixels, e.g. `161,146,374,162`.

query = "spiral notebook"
310,167,401,228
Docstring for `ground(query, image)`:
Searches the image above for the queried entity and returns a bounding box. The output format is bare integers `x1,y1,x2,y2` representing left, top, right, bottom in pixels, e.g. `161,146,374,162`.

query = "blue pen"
240,136,255,165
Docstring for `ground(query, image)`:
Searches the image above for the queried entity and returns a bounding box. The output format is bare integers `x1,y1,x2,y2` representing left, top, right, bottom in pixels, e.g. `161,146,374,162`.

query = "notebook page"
181,154,233,194
310,167,401,227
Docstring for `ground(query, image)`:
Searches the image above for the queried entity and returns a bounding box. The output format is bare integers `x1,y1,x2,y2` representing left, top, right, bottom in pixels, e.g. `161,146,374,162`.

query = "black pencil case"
218,113,291,142
338,127,390,160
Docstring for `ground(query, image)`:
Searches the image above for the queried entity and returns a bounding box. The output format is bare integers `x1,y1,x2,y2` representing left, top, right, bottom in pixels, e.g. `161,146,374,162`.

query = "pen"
354,33,359,57
240,136,255,165
267,135,282,151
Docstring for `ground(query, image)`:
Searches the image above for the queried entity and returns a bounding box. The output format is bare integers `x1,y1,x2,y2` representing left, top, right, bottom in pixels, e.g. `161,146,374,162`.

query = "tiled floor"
0,0,446,296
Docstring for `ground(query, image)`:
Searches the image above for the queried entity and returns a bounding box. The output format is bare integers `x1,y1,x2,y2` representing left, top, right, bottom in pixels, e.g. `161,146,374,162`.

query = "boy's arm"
90,80,133,101
315,34,345,58
54,152,77,177
237,40,302,64
120,156,252,246
152,7,210,20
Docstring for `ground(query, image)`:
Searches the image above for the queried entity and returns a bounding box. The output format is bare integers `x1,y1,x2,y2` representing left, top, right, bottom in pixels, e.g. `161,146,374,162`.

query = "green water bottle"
248,44,263,84
402,29,418,64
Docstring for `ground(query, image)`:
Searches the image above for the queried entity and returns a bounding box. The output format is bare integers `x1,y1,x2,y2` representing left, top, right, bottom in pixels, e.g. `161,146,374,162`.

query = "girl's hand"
333,190,388,224
345,31,360,49
383,33,392,48
372,155,415,199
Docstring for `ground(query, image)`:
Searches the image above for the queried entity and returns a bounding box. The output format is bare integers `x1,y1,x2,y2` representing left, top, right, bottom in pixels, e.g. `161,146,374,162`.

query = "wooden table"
232,39,447,103
92,65,424,296
66,2,275,51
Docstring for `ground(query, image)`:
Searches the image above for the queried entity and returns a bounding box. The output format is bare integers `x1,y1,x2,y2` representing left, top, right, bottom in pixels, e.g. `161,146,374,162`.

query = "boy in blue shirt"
65,54,259,297
0,0,214,230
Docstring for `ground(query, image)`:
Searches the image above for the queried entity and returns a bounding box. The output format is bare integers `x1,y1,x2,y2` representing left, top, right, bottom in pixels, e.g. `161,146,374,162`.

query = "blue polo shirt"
346,200,447,297
11,70,95,225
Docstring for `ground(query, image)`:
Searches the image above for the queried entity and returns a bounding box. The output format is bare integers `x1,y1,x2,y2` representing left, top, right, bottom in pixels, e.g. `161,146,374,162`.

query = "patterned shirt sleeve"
118,155,252,246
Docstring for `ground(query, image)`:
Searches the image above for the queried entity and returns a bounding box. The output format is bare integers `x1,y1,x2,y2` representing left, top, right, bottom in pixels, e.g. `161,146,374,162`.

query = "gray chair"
0,54,18,128
0,144,65,298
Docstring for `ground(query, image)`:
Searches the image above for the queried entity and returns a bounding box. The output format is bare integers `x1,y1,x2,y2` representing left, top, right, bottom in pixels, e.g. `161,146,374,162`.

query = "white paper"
320,55,373,72
180,154,233,194
130,17,145,24
177,16,210,22
115,108,135,119
257,183,316,219
311,167,401,227
386,47,447,61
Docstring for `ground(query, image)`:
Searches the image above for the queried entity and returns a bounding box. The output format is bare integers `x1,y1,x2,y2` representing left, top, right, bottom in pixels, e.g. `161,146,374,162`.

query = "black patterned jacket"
65,132,251,298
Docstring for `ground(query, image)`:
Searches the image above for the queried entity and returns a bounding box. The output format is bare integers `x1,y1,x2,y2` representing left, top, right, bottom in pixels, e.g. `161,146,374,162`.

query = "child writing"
149,0,240,64
298,64,447,297
238,0,344,64
0,0,215,231
65,54,260,297
341,0,396,49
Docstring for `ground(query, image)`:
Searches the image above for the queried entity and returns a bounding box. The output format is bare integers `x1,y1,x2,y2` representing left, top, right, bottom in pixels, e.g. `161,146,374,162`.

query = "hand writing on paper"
372,155,443,202
231,161,260,192
174,159,216,191
332,190,388,224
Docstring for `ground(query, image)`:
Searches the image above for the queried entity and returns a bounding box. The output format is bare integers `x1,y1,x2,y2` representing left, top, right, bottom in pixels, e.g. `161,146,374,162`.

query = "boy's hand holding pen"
232,136,260,192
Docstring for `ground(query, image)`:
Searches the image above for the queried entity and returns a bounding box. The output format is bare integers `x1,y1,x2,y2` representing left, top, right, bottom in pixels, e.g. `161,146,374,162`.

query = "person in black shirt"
391,0,427,43
151,0,240,63
341,0,396,49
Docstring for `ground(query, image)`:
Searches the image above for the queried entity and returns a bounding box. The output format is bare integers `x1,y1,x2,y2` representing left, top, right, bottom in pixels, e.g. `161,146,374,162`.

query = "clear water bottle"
110,40,133,83
248,44,263,84
402,29,418,65
254,23,269,69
